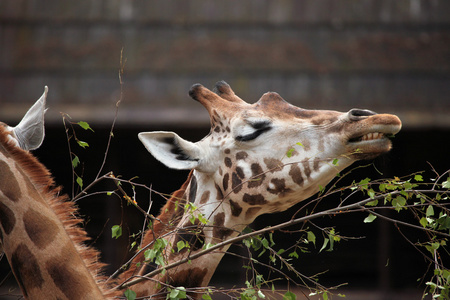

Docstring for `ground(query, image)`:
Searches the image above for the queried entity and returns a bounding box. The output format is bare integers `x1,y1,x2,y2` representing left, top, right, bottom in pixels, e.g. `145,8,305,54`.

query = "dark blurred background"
1,1,450,299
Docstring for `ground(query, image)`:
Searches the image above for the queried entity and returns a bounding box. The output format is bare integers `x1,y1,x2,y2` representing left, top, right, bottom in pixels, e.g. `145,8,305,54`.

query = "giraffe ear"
13,86,48,151
138,131,201,170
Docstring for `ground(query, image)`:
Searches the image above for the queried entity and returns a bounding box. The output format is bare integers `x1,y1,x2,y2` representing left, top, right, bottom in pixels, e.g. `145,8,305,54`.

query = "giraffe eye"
235,121,272,142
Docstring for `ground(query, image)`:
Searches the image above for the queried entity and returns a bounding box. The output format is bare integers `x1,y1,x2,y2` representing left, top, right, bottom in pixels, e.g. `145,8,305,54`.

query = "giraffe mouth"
348,132,390,143
347,120,401,159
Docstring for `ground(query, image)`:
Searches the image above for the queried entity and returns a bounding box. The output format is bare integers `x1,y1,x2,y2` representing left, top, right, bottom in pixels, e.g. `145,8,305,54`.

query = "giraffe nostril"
348,108,377,121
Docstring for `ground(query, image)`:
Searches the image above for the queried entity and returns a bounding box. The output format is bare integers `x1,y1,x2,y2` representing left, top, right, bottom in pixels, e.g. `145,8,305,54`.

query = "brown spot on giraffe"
289,164,304,186
267,178,293,197
215,183,224,200
200,190,210,205
0,161,22,202
223,173,229,191
231,172,243,193
0,202,15,235
236,166,245,179
313,157,321,171
224,157,232,168
243,193,267,205
23,208,59,249
264,158,283,172
229,200,242,217
213,212,234,241
11,243,44,297
302,161,312,178
236,151,248,160
46,244,94,299
248,163,265,188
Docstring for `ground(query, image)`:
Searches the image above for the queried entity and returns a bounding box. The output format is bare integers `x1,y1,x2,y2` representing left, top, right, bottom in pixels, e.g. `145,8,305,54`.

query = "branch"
116,194,378,290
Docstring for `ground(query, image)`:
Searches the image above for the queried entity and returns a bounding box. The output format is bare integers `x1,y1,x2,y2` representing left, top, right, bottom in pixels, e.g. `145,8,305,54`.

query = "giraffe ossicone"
125,81,401,298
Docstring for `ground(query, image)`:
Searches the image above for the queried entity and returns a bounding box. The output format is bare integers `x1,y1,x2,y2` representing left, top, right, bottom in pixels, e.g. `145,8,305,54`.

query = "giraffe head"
139,81,401,222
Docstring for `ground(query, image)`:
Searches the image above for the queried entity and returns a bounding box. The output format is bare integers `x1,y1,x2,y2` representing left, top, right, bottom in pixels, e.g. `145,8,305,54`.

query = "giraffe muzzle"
346,113,402,159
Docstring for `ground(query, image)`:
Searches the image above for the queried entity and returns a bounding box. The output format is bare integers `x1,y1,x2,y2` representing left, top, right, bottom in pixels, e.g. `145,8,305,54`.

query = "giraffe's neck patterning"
0,88,117,300
120,81,402,298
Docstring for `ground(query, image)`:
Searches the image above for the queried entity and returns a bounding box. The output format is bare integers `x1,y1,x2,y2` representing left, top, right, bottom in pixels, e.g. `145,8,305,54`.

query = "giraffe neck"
123,157,350,298
120,171,245,298
0,126,116,299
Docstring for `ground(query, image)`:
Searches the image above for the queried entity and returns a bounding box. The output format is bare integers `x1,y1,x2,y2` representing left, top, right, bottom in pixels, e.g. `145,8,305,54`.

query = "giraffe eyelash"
235,121,272,142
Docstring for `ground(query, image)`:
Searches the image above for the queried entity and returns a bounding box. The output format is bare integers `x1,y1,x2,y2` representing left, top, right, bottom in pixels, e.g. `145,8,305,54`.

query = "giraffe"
0,87,117,300
118,81,402,298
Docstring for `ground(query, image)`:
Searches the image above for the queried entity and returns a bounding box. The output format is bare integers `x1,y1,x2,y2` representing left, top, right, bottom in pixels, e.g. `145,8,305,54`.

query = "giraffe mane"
0,125,119,299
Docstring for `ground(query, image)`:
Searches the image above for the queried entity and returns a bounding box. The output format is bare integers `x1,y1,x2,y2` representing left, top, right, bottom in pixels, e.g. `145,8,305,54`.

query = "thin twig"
95,48,126,180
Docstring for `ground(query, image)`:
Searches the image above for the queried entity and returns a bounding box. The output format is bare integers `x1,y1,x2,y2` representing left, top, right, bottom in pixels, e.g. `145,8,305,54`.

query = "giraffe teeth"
361,132,383,141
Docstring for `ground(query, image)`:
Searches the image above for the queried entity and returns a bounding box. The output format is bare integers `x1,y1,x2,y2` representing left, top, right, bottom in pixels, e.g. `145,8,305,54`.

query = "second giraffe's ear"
13,86,48,151
138,131,201,170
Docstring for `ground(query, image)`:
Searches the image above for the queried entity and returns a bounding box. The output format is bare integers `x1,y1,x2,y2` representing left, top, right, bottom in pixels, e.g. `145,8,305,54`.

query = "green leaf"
286,148,295,158
283,291,296,300
332,158,339,166
77,121,94,132
443,177,450,189
426,205,434,217
261,238,269,249
420,217,428,228
414,174,423,182
425,242,440,256
198,213,208,225
269,232,275,247
437,214,450,230
77,140,89,148
72,155,80,168
177,240,186,252
76,176,83,189
111,225,122,239
289,251,299,259
204,243,214,250
202,294,213,300
392,195,406,212
364,214,377,223
319,238,329,253
358,178,371,189
296,142,304,147
144,249,155,261
169,287,187,299
124,289,136,300
318,185,325,194
257,290,266,299
366,199,378,206
307,231,316,246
